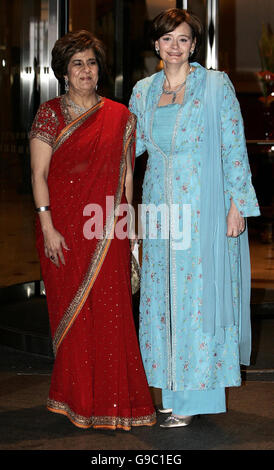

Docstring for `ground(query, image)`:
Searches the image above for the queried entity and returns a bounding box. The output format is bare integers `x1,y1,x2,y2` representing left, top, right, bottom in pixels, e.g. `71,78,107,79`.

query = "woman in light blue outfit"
129,9,260,428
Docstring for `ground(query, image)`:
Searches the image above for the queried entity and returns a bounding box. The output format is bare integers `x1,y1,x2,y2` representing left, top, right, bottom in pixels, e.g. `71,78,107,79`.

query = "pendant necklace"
66,96,89,116
162,66,192,103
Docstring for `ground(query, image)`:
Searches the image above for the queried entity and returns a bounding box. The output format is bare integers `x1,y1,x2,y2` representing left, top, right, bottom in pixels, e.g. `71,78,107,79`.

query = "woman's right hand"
30,137,69,267
43,226,70,267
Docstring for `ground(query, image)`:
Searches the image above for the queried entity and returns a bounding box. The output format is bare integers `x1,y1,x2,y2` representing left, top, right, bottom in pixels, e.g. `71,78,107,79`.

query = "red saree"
30,96,156,430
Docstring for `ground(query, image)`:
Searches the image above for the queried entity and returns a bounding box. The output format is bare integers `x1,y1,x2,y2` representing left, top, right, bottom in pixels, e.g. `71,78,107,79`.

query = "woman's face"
155,21,195,66
65,48,99,94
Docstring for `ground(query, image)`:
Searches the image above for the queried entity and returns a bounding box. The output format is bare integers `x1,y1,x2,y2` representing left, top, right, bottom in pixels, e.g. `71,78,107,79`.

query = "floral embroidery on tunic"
129,64,259,391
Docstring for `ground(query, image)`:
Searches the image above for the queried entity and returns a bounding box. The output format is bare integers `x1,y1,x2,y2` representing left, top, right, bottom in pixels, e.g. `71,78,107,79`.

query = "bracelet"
35,205,51,212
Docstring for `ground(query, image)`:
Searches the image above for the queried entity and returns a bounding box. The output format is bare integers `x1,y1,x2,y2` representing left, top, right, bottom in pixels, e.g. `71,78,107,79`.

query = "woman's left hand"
226,199,245,237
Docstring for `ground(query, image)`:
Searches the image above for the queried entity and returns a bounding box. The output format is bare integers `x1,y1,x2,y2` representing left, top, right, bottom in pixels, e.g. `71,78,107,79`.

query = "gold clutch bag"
131,244,140,295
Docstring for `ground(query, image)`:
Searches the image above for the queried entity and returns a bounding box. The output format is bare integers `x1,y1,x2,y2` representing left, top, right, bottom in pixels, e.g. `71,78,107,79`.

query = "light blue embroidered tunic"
129,63,260,392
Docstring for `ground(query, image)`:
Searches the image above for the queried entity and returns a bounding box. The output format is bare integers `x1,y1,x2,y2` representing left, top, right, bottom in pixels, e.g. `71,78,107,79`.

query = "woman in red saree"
29,30,156,430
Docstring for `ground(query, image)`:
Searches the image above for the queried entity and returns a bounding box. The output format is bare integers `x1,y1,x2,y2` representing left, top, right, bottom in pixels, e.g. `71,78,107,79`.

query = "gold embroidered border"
52,111,136,356
47,398,156,430
28,131,55,148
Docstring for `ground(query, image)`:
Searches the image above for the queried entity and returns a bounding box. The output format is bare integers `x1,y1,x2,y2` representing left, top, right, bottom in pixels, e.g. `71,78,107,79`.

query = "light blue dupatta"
201,70,251,365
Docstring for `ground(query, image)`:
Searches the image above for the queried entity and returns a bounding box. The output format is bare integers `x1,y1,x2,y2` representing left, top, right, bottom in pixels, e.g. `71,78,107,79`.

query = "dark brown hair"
51,30,107,86
150,8,203,61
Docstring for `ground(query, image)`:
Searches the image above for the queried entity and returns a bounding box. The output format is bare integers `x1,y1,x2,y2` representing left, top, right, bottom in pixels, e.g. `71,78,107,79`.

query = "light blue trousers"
162,388,226,416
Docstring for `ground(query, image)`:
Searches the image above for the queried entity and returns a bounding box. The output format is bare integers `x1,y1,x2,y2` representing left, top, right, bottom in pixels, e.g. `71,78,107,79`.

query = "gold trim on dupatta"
53,98,105,153
52,111,137,356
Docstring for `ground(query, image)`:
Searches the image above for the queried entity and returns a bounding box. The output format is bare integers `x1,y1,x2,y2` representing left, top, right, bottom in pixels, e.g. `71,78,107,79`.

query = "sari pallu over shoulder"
47,99,136,357
201,70,251,365
53,98,104,153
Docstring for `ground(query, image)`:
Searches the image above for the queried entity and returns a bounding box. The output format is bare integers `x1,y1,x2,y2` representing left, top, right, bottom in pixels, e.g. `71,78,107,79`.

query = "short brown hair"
51,30,107,86
150,8,203,61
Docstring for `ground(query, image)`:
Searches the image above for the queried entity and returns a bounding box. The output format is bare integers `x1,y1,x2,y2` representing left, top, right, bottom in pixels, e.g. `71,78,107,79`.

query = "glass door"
0,0,63,288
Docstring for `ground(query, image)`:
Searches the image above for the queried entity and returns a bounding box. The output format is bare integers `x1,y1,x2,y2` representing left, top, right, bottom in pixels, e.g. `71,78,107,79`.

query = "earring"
189,50,194,57
155,46,160,55
64,77,69,92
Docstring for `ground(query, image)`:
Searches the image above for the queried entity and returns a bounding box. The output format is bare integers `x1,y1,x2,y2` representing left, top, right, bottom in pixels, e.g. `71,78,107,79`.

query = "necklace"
66,95,91,116
162,66,192,103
